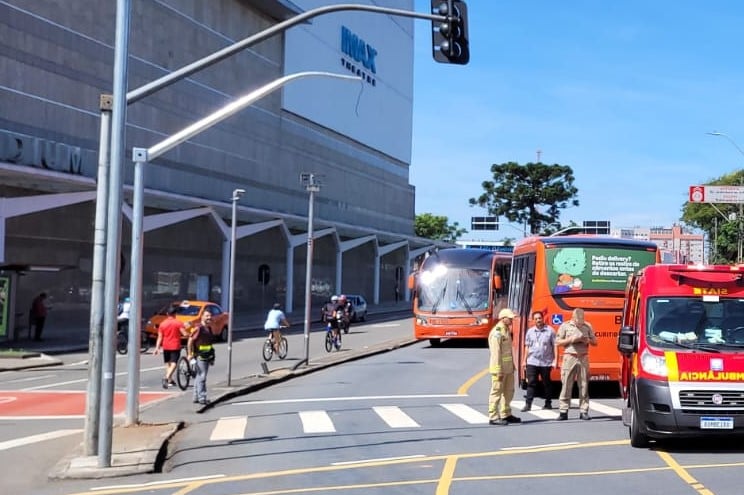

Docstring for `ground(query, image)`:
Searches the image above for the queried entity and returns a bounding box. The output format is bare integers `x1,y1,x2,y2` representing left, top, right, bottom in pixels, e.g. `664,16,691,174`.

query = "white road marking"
5,374,56,384
332,454,425,465
0,429,81,451
501,441,578,451
369,323,400,328
234,394,466,406
299,410,335,433
91,475,225,491
510,400,558,419
22,366,163,390
0,415,85,420
440,403,489,424
210,416,247,441
373,406,420,428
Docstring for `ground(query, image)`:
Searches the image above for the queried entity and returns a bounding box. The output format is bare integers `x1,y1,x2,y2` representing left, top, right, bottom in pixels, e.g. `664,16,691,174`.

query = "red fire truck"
618,264,744,448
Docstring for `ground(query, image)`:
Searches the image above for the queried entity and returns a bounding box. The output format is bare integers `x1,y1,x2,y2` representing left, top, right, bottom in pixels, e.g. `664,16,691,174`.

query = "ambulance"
617,263,744,448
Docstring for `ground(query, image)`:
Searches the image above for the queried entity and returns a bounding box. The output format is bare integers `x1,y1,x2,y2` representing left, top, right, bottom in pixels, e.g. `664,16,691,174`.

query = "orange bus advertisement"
411,248,510,346
510,236,659,390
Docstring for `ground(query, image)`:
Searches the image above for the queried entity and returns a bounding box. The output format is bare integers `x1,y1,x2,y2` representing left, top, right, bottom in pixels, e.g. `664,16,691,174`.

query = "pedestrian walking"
487,308,521,425
29,292,49,341
521,311,557,411
153,305,188,388
556,308,597,420
187,310,215,405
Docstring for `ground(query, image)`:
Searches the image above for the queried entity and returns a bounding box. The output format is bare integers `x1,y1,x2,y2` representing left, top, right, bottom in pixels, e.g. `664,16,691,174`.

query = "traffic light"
431,0,469,65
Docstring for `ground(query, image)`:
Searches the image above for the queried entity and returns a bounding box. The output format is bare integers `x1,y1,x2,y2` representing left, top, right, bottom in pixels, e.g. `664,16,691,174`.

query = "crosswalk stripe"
373,406,420,428
299,410,336,433
583,401,621,417
440,403,489,424
210,416,247,441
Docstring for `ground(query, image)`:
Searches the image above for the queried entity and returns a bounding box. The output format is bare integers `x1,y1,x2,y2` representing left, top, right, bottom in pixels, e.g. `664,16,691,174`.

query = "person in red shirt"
153,305,188,389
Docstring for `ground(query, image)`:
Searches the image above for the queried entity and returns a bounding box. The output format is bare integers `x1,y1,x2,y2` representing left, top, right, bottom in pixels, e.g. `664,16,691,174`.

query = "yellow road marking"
68,440,744,495
436,455,458,495
656,451,715,495
458,367,489,395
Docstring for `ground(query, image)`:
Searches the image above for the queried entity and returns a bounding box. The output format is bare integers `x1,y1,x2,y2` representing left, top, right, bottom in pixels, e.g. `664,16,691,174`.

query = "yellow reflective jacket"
488,321,515,375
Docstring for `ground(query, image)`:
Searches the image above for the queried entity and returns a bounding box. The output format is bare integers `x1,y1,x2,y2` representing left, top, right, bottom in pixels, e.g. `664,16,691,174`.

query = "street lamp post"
706,131,744,263
297,173,321,368
227,188,245,386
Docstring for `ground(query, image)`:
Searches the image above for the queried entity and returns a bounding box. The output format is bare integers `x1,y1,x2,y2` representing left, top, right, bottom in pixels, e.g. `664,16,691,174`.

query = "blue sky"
409,1,744,238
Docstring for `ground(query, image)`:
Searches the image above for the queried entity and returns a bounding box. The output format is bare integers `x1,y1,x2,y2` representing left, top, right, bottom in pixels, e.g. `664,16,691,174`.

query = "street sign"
689,185,744,204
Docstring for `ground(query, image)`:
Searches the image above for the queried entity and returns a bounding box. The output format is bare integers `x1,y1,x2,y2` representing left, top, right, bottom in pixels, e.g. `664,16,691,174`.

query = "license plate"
700,417,734,429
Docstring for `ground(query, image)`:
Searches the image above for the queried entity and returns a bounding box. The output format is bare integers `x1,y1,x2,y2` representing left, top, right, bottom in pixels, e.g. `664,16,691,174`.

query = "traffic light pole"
88,2,453,468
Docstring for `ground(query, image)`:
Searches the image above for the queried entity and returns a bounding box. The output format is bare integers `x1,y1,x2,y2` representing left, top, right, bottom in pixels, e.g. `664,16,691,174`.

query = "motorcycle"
116,299,150,355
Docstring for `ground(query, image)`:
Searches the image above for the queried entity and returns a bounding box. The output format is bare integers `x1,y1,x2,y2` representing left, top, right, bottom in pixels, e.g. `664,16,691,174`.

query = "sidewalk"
9,301,415,480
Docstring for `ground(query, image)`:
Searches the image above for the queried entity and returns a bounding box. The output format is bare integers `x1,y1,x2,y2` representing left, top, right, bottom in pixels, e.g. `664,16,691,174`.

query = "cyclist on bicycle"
326,295,346,344
264,303,290,353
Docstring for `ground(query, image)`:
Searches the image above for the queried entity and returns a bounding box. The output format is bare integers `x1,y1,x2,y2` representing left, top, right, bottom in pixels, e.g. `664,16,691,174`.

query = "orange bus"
409,248,511,346
508,235,660,391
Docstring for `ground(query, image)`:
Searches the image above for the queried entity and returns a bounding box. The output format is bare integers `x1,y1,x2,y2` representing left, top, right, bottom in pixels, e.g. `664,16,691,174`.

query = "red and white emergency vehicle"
618,264,744,448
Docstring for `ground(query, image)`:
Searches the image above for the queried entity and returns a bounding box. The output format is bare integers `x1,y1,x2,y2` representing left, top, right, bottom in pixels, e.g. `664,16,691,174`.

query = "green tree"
469,162,579,235
415,213,467,242
682,170,744,263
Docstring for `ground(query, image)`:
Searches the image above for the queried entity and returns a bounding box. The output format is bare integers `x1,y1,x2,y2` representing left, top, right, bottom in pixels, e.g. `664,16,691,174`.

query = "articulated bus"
508,235,660,391
410,248,511,346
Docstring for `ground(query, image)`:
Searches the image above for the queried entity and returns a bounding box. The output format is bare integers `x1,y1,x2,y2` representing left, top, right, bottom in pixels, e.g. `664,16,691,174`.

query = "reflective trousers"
488,373,514,421
558,354,590,413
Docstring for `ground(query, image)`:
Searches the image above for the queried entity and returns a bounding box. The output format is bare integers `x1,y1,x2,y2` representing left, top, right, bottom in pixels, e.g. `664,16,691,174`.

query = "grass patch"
0,349,41,359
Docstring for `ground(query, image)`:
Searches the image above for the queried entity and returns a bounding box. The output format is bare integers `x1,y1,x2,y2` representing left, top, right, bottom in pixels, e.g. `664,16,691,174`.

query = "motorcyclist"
338,294,352,334
117,297,131,332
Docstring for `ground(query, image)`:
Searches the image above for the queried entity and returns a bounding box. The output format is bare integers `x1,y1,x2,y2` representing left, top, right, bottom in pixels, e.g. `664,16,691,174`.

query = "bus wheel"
629,403,649,448
429,338,440,347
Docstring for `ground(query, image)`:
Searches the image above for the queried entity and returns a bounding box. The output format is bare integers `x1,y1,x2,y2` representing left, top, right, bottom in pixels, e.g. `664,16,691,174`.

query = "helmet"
331,295,339,302
498,308,516,319
339,294,347,301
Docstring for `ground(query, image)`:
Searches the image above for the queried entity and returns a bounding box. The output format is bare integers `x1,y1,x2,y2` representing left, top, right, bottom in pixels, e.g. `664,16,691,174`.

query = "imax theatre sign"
340,26,377,86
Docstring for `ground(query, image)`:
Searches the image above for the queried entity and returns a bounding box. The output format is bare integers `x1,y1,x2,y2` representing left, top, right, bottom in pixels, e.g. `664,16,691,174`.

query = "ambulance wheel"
629,404,649,448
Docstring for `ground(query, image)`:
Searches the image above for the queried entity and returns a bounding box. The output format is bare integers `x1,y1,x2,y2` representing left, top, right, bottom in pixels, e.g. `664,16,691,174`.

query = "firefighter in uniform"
556,308,598,420
487,308,522,425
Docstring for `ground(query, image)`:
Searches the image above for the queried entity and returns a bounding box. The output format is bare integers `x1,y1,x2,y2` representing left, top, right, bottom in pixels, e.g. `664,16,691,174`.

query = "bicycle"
262,328,288,361
176,355,197,390
324,314,343,352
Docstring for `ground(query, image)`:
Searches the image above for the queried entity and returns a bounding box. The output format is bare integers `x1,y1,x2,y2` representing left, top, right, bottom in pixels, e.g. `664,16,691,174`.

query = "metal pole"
125,156,146,425
302,177,319,366
98,0,131,468
126,4,446,104
227,188,245,386
83,97,112,456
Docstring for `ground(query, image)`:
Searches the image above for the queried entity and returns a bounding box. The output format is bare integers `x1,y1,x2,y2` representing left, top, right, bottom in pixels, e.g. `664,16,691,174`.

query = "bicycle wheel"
262,339,274,361
324,331,333,352
277,337,288,359
335,333,342,350
116,332,128,355
176,356,191,390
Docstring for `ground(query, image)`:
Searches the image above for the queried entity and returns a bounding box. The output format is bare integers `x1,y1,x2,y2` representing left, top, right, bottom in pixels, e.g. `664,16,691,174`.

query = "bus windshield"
545,245,658,294
417,266,490,313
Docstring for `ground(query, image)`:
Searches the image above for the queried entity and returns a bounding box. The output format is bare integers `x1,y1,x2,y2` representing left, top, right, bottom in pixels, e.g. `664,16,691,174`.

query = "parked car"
144,300,230,342
346,295,367,322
